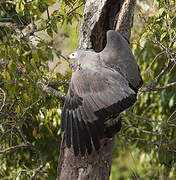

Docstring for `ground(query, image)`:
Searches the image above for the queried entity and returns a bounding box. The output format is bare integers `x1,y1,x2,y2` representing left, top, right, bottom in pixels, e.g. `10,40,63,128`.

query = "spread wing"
100,30,143,92
61,67,136,156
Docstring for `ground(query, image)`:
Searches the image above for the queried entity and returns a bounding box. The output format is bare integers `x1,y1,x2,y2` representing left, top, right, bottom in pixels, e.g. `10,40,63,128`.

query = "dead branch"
115,0,136,40
37,80,66,99
0,144,31,154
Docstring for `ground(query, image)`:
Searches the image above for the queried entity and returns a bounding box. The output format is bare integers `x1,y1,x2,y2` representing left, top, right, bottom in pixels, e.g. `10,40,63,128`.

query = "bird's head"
68,51,78,59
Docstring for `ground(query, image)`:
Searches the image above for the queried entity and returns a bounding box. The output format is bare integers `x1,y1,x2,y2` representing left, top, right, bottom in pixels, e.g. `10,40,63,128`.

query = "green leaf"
51,21,58,34
40,20,47,29
8,60,16,72
15,0,25,13
2,71,11,80
153,0,157,7
47,27,53,38
169,97,174,107
160,31,167,41
32,50,40,64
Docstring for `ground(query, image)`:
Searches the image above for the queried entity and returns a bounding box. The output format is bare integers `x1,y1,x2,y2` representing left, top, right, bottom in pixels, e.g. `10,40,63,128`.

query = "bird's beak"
67,54,72,59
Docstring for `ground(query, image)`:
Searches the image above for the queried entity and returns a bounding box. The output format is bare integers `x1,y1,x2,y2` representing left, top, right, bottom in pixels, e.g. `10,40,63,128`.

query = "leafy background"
0,0,176,179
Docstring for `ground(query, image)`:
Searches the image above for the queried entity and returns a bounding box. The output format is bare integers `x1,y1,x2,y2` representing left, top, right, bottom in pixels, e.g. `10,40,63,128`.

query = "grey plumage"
61,30,143,156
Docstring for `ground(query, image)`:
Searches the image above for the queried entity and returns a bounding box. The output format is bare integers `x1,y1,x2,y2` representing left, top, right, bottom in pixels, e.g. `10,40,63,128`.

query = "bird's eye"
72,54,74,56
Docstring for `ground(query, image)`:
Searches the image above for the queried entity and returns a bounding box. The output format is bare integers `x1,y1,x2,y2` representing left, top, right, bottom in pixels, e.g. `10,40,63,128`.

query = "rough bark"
115,0,136,40
57,0,136,179
57,129,116,180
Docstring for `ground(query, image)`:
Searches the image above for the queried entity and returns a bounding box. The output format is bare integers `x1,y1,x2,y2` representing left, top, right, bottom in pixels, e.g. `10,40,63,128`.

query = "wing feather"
87,121,100,151
81,120,92,154
61,67,137,156
71,113,79,156
65,111,71,148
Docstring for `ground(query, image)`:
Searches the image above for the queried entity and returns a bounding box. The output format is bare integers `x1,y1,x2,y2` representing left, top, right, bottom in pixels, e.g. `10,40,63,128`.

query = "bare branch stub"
115,0,137,40
78,0,137,52
78,0,121,51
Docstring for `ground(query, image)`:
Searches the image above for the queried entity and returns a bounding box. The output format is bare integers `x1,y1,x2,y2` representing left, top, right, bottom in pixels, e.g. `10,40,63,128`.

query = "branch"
122,133,158,145
31,163,46,180
127,111,162,123
37,81,66,99
67,1,86,16
15,169,31,180
143,82,176,92
31,35,72,69
0,87,6,112
0,22,25,39
0,22,18,29
15,162,46,180
21,97,41,118
2,1,16,5
0,144,31,154
115,0,137,40
144,51,166,73
141,60,174,92
17,126,30,144
22,1,85,39
66,0,81,14
123,123,160,135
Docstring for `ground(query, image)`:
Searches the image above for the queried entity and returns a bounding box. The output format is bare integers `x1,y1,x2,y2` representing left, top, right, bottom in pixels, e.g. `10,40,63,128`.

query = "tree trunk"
57,0,136,179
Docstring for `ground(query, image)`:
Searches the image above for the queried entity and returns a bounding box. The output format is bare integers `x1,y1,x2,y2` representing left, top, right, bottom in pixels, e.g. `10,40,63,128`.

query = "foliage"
0,0,176,179
0,0,84,179
111,0,176,179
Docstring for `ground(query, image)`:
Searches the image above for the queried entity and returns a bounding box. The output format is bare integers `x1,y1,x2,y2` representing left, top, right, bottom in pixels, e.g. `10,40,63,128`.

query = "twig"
15,169,31,179
0,22,23,38
164,1,173,44
0,3,9,16
141,60,174,92
46,7,50,21
145,82,176,91
66,0,80,14
33,35,73,69
30,13,37,32
17,127,29,144
127,111,162,123
21,97,41,117
0,144,30,154
67,1,86,16
0,17,12,21
144,51,165,73
31,163,46,180
37,80,66,99
168,109,176,121
122,133,158,145
15,162,46,179
2,1,16,5
0,22,17,28
124,123,160,135
0,88,6,112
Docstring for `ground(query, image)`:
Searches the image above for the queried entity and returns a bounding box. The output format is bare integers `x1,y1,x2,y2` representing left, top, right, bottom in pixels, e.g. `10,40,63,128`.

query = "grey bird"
61,30,143,156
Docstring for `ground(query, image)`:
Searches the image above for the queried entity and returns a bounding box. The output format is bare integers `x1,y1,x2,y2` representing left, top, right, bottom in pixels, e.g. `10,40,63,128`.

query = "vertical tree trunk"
57,0,136,179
